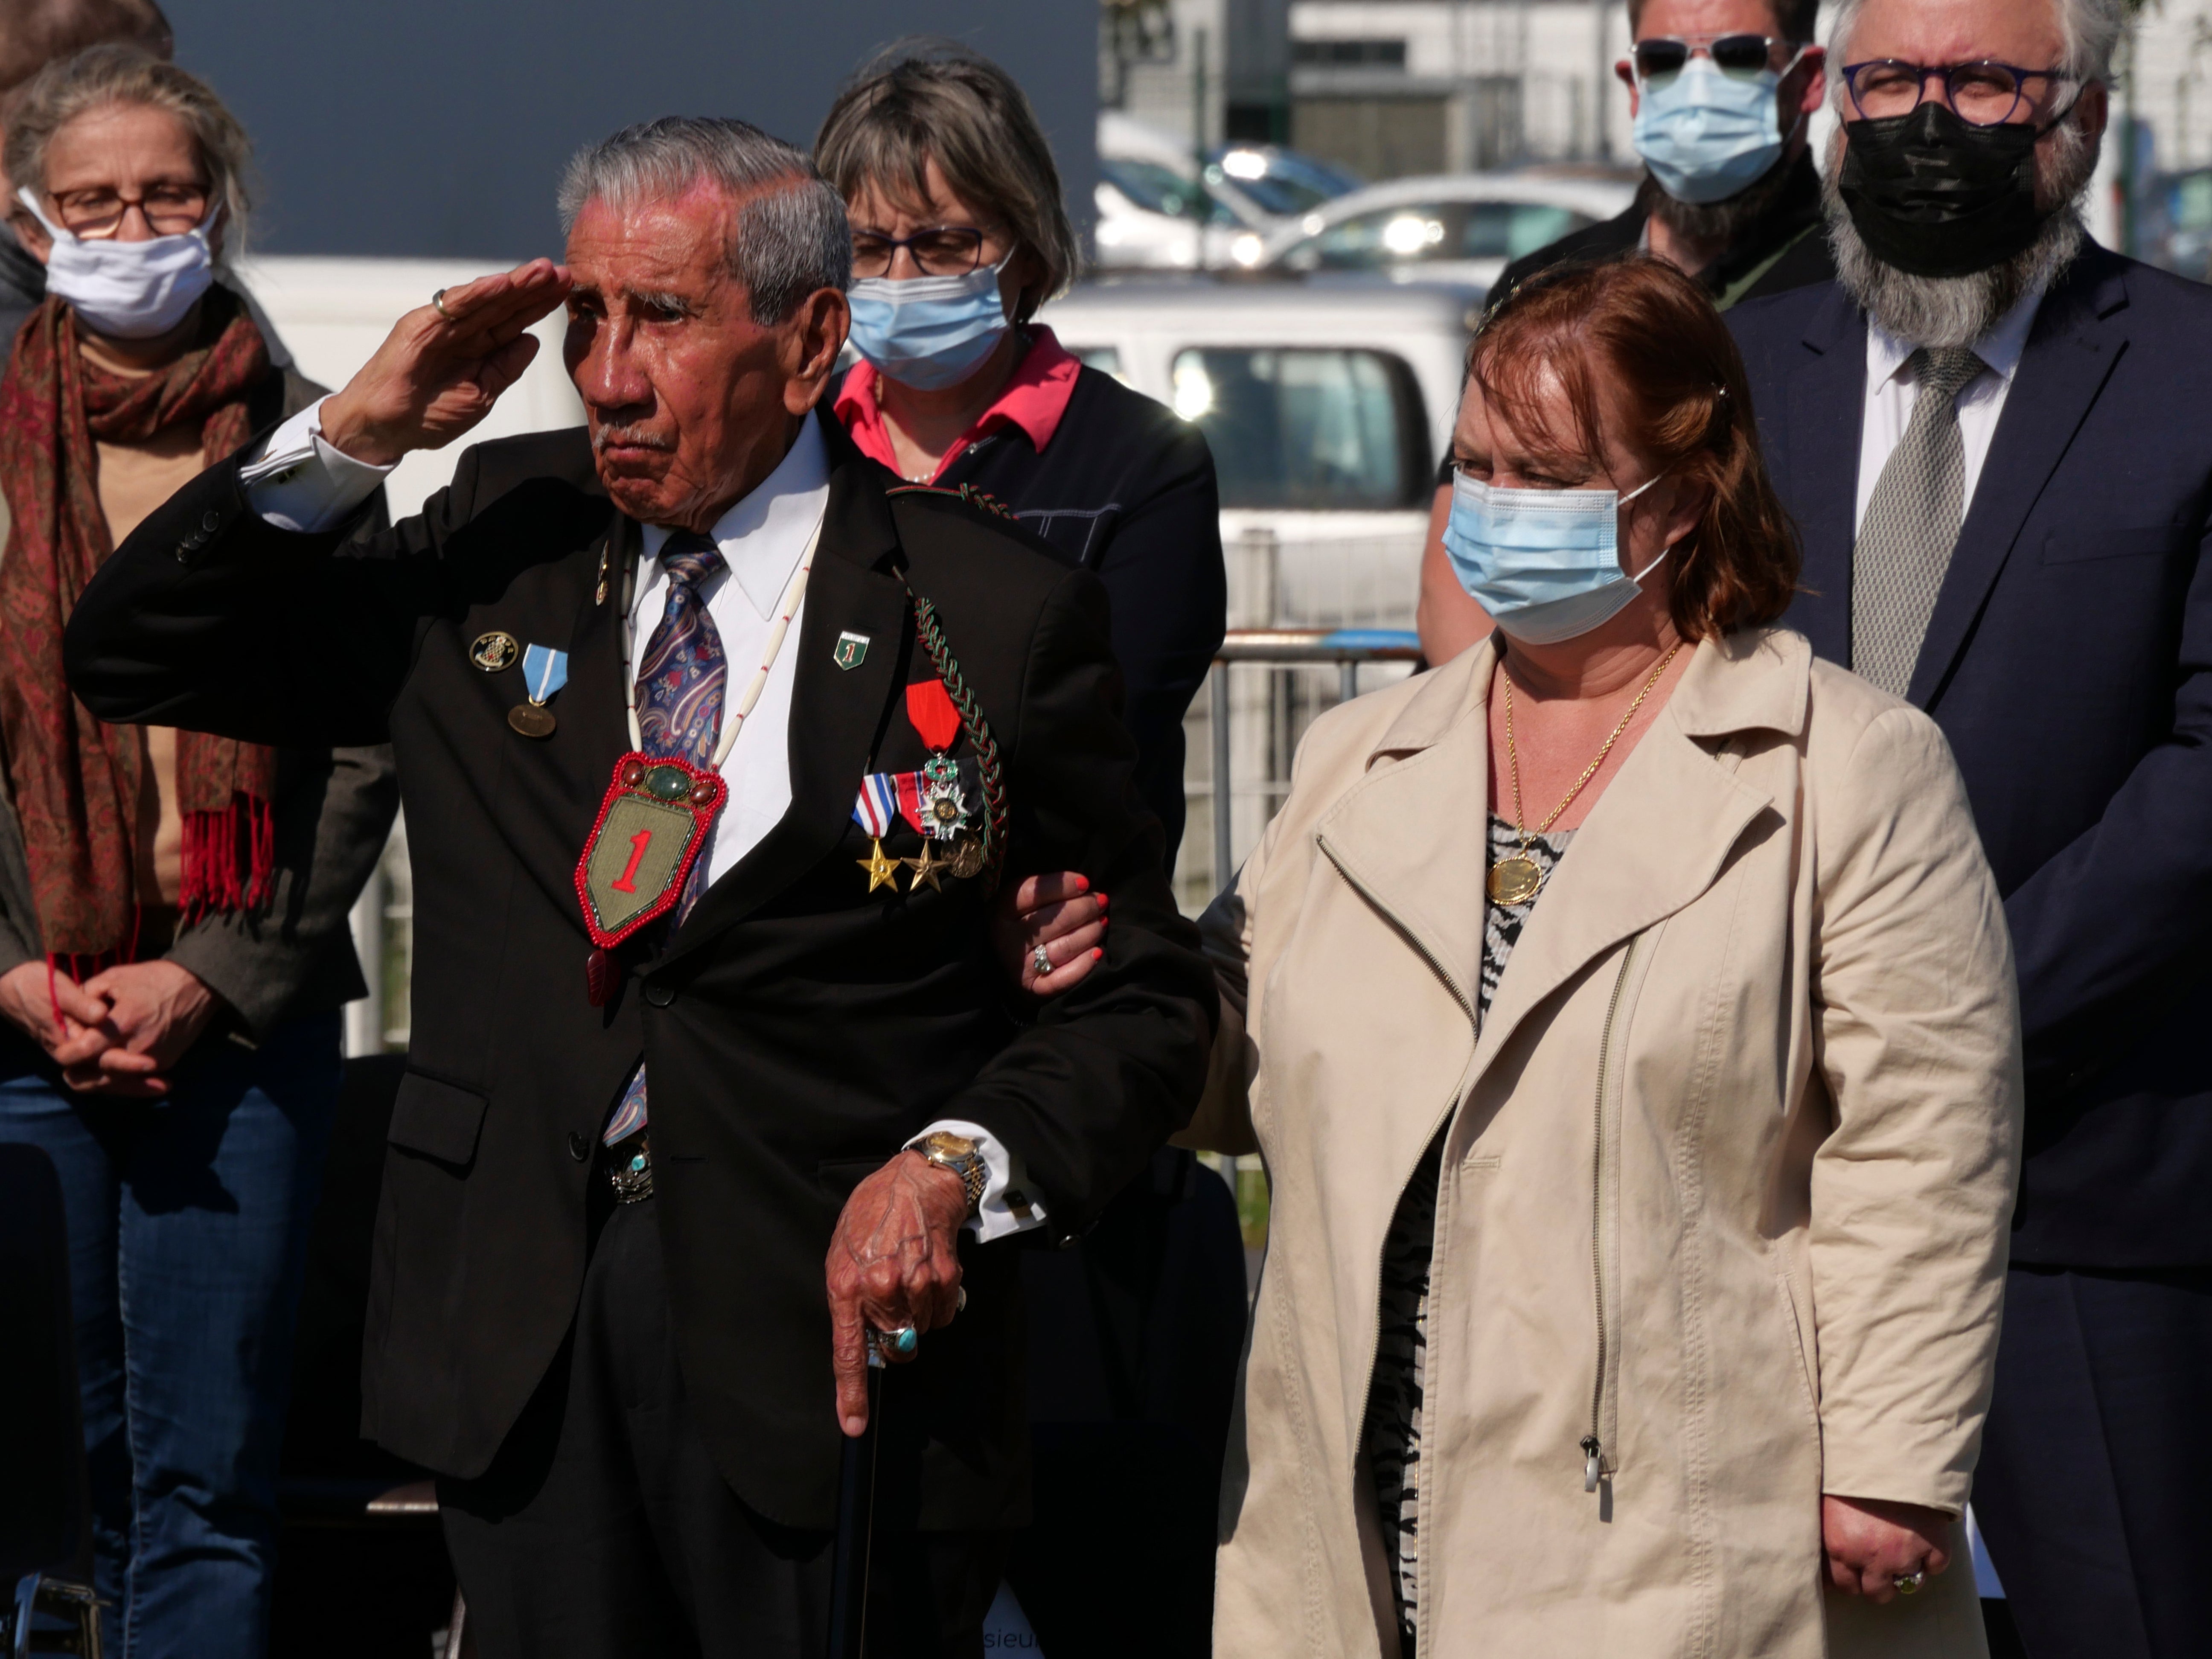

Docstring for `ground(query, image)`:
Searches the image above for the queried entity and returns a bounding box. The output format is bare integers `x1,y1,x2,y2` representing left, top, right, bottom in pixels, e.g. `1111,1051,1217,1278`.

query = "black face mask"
1839,100,2053,279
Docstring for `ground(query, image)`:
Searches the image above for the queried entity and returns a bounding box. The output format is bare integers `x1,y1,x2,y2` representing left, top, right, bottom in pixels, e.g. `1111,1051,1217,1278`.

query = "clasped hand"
824,1150,972,1438
0,958,221,1097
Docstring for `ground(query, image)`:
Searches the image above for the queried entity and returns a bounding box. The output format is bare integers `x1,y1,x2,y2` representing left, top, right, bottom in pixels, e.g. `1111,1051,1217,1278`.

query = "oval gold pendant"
1486,854,1544,907
508,702,557,738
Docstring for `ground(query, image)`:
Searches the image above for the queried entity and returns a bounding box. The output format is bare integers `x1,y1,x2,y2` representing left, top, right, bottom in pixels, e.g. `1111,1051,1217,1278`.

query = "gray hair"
557,116,851,325
1828,0,2125,89
815,39,1081,322
3,42,250,262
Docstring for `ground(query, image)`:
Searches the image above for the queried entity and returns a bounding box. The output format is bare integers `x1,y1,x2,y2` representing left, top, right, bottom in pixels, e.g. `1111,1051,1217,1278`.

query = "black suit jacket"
1729,246,2212,1268
61,407,1217,1530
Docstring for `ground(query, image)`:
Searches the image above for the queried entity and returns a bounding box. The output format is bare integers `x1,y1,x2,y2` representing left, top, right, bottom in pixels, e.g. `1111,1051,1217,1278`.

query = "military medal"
852,774,901,893
947,834,984,880
471,630,519,672
575,756,728,946
509,644,567,738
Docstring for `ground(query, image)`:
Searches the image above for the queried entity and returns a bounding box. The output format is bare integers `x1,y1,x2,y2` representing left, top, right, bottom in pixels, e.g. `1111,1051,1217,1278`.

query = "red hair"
1468,255,1801,643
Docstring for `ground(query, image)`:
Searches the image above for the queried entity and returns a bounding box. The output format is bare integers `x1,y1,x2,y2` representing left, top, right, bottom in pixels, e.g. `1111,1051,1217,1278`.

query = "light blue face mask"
1631,54,1805,207
1442,468,1671,646
847,253,1013,392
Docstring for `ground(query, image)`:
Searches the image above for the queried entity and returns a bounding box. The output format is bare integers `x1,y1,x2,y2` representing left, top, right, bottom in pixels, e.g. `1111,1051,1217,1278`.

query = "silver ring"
1893,1569,1925,1595
955,1286,967,1315
888,1324,918,1358
431,287,452,320
1032,944,1052,978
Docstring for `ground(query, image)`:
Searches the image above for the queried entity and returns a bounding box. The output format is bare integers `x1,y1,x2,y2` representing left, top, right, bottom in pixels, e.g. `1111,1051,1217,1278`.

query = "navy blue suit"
1731,244,2212,1657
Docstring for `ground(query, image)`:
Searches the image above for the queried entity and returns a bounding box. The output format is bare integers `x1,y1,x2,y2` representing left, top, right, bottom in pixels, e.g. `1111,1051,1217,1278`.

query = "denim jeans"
0,1013,342,1659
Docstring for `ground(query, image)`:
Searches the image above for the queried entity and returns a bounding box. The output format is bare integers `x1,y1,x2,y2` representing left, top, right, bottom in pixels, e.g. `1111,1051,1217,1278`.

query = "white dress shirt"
1854,288,2046,534
239,402,1046,1240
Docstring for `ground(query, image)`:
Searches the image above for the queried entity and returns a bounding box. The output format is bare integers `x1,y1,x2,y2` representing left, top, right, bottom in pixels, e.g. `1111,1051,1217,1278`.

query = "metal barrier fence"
1206,627,1424,898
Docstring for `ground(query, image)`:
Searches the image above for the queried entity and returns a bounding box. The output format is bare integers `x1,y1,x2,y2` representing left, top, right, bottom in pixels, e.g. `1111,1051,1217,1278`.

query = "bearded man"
1728,2,2212,1654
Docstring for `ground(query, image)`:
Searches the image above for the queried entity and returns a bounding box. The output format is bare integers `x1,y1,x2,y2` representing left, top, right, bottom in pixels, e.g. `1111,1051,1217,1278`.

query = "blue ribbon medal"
509,644,568,738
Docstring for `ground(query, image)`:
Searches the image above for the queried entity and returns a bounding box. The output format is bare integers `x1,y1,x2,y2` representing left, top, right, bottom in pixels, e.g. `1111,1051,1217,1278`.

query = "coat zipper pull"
1580,1435,1604,1493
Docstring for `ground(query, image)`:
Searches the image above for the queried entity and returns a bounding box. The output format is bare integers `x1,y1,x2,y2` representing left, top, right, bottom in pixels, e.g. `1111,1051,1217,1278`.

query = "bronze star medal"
905,838,949,893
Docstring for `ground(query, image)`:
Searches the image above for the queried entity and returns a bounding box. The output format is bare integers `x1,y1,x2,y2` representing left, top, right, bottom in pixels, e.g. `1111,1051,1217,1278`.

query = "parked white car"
1259,172,1637,292
1094,112,1363,272
1040,280,1481,899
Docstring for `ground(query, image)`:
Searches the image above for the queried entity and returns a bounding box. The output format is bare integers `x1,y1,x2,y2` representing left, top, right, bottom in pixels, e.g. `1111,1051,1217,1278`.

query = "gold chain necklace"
1488,643,1684,906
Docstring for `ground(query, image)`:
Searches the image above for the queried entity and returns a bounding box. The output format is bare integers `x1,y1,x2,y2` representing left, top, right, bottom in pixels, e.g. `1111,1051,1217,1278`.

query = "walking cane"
828,1337,886,1659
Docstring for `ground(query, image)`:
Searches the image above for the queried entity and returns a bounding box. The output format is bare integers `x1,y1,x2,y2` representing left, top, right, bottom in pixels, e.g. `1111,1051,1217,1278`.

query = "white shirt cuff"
239,395,394,532
912,1118,1048,1242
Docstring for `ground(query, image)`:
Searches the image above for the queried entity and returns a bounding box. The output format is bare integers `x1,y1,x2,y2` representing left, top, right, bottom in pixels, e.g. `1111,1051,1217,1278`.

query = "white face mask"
17,187,217,340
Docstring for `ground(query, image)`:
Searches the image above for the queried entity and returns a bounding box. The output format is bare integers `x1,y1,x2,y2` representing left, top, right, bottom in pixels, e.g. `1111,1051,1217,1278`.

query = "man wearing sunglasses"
1415,0,1829,665
1728,1,2212,1653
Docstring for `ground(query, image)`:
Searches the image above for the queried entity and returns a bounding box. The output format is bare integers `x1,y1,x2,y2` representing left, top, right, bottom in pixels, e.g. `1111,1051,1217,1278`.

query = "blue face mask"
847,255,1013,392
1442,468,1671,646
1631,55,1804,207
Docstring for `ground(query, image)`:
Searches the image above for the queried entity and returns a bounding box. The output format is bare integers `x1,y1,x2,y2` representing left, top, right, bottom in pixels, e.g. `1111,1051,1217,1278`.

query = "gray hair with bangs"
815,40,1080,323
3,42,251,262
557,116,851,325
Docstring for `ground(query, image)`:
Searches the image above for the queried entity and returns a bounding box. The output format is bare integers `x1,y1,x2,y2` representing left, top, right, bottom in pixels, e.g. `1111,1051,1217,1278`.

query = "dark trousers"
437,1186,1006,1659
1973,1264,2212,1659
0,1013,342,1659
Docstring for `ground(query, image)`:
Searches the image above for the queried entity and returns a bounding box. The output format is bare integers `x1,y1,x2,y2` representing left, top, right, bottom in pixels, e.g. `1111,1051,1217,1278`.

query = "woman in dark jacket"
0,47,394,1657
817,41,1226,870
817,44,1239,1659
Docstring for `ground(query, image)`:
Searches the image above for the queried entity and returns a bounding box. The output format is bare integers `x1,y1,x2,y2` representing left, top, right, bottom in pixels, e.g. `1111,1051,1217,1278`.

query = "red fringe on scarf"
180,792,277,924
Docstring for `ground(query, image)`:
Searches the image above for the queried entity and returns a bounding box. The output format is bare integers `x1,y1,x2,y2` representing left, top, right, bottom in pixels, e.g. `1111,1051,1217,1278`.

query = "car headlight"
1231,233,1264,267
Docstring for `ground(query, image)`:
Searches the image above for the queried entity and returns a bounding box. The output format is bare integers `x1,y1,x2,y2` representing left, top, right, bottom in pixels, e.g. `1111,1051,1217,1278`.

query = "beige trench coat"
1193,629,2023,1659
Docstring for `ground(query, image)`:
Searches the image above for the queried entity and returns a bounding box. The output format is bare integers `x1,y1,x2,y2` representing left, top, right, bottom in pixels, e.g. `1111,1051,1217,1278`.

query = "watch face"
926,1132,978,1159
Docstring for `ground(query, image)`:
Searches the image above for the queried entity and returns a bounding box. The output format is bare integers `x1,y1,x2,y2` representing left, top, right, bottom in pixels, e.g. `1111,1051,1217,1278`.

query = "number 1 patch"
573,753,727,948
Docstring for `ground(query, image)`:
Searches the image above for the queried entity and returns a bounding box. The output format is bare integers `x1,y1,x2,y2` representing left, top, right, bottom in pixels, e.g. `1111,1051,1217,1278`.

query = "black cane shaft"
827,1362,882,1659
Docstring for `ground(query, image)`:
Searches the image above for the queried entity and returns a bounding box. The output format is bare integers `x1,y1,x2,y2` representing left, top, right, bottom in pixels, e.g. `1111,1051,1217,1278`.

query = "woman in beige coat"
1185,258,2023,1659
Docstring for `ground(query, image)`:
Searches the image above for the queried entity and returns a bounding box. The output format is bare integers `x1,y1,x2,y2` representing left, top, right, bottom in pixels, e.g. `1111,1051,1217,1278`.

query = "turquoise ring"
888,1325,919,1358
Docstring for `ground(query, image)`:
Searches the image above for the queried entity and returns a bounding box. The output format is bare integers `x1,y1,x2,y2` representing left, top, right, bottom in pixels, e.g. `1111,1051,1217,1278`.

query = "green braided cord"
908,589,1010,897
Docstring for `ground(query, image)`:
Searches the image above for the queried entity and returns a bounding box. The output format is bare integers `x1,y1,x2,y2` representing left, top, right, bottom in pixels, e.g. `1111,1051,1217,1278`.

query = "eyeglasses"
1633,34,1801,88
850,225,996,279
1840,60,2074,128
47,181,210,239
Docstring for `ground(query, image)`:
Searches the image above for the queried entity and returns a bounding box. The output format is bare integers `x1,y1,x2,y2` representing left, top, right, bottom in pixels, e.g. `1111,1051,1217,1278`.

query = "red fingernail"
1074,875,1090,892
1097,894,1109,909
1091,948,1103,960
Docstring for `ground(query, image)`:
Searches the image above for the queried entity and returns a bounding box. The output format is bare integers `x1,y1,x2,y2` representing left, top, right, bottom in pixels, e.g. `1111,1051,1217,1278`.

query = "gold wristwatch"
909,1129,988,1217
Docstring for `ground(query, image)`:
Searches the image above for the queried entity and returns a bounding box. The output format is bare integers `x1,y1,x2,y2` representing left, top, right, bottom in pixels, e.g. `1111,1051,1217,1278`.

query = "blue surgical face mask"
846,253,1013,392
1442,468,1671,646
1631,54,1804,207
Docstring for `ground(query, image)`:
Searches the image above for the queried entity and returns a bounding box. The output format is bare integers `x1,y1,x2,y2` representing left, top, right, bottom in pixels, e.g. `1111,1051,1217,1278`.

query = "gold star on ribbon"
858,838,901,893
905,839,948,893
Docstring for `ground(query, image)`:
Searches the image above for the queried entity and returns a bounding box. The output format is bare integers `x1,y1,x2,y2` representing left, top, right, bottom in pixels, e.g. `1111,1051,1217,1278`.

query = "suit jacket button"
567,1131,591,1162
200,509,222,532
643,980,675,1008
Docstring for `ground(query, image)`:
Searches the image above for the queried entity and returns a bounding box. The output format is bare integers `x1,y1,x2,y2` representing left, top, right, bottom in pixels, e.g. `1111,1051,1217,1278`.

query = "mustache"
592,423,675,454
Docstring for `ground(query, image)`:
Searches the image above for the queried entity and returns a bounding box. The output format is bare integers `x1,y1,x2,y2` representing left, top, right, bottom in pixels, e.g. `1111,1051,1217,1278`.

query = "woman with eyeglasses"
816,42,1237,1659
816,40,1226,883
0,45,394,1658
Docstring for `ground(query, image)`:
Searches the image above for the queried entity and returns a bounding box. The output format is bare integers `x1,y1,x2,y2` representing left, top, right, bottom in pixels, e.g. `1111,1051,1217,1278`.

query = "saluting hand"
825,1151,970,1437
318,259,574,467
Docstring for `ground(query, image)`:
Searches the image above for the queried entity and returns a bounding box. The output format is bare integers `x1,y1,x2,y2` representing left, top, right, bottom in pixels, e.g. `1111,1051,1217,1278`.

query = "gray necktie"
1851,345,1987,697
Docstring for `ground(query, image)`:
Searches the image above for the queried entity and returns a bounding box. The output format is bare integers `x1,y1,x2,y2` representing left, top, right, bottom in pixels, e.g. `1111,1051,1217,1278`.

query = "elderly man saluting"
1729,1,2212,1653
61,116,1215,1659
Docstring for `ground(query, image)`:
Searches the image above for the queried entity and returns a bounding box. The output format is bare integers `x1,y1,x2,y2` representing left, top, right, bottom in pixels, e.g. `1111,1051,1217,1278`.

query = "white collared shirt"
239,403,1046,1241
1855,288,2046,533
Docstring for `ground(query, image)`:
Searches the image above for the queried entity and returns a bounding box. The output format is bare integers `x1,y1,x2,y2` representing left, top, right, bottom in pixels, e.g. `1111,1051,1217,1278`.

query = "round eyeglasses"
1840,60,2074,128
47,181,210,239
850,226,997,279
1632,34,1801,88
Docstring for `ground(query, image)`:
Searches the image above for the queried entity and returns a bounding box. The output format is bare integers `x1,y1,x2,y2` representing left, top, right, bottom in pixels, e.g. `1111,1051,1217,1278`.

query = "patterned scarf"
0,288,276,967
